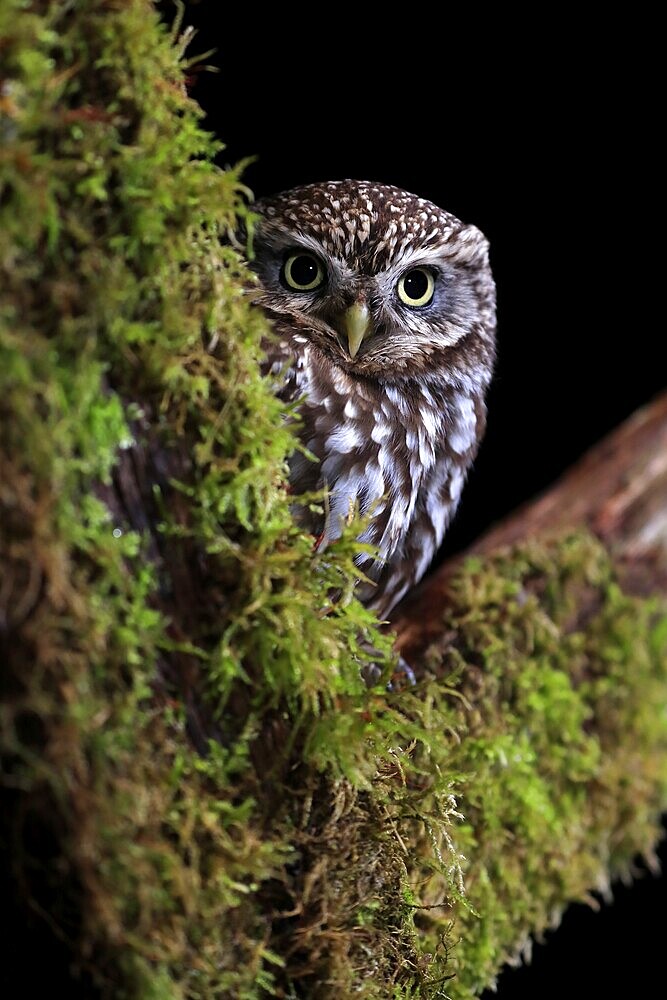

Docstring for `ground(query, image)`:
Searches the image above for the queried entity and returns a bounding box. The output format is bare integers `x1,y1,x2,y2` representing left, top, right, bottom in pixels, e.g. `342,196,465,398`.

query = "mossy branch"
1,4,666,999
394,391,667,661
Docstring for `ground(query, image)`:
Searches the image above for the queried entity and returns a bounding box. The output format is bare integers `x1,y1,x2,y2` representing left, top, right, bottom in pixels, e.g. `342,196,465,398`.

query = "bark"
393,391,667,662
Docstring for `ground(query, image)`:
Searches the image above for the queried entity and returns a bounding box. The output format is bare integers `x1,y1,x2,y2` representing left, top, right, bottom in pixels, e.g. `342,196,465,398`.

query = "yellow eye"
397,267,435,307
282,252,325,291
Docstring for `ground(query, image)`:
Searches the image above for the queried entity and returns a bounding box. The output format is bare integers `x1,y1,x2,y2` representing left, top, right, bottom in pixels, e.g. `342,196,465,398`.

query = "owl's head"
249,180,495,384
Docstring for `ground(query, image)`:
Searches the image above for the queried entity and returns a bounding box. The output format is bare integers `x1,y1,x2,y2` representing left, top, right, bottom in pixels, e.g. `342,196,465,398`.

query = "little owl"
250,180,496,620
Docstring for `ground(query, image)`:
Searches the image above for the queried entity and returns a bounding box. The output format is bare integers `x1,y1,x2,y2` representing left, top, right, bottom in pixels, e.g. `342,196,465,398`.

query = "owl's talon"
359,655,416,691
360,661,383,688
388,656,417,691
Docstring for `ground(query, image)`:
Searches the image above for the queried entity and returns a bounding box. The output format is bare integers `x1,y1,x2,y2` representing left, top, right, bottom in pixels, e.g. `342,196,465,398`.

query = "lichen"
1,3,666,999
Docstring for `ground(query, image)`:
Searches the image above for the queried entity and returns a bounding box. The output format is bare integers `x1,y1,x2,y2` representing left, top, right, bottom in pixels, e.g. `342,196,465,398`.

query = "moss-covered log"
1,4,666,999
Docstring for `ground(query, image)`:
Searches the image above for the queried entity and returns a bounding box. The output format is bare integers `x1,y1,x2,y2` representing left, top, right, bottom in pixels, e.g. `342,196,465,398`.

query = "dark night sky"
174,5,664,998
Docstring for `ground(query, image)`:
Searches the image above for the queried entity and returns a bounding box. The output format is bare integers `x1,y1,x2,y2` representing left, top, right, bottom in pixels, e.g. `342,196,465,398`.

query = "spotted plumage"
251,180,496,619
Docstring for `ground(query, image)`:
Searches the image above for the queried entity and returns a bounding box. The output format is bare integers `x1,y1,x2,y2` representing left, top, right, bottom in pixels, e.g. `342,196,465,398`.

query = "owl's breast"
286,349,452,553
267,340,483,614
290,356,392,547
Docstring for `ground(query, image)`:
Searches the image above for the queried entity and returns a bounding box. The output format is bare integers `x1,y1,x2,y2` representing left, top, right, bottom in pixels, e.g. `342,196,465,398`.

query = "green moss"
399,535,667,997
1,3,666,999
0,2,392,995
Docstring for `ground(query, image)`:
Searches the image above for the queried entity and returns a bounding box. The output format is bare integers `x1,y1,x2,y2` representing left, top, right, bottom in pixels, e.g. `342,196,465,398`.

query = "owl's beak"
343,301,372,359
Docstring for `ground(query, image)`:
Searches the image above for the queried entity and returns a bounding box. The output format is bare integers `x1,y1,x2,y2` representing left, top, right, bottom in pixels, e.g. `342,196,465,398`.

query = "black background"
172,4,664,997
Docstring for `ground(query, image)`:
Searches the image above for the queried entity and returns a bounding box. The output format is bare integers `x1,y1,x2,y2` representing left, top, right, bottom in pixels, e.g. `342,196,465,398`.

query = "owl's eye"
282,252,325,292
397,268,435,307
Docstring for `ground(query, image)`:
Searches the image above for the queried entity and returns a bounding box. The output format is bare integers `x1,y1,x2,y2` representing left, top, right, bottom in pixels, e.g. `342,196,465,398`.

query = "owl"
250,180,496,620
